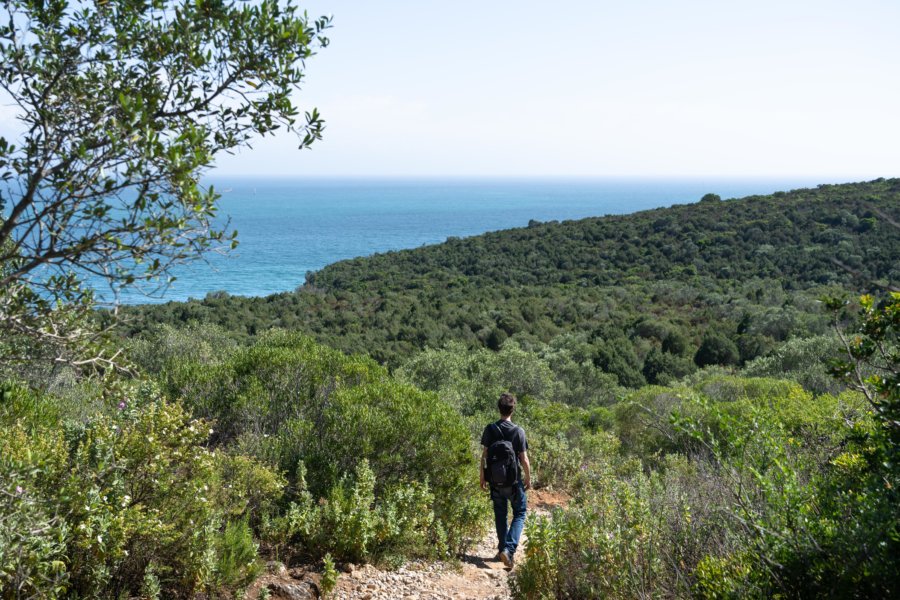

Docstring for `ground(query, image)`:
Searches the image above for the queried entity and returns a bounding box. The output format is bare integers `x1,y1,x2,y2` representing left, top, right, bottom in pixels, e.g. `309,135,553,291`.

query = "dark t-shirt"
481,420,527,455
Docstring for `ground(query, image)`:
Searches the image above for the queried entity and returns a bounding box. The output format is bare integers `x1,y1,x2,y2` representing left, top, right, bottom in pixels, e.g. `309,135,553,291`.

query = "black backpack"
486,422,519,487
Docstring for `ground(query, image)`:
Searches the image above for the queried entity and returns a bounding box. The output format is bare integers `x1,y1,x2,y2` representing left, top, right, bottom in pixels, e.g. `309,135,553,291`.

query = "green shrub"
158,332,487,561
642,347,697,385
128,323,239,375
139,562,162,600
0,381,281,599
519,368,892,599
694,334,740,367
612,386,687,462
512,454,732,599
525,432,582,490
321,553,338,599
743,334,842,394
0,472,69,598
693,554,756,599
674,382,896,597
262,461,462,563
213,519,262,591
213,453,286,527
396,341,558,416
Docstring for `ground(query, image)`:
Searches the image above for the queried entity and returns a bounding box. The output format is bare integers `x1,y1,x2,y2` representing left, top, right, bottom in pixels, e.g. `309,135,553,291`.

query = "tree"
829,293,900,451
0,0,329,367
694,333,739,367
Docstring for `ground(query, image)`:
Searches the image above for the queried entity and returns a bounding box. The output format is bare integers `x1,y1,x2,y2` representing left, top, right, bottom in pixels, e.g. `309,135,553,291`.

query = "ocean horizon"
101,176,852,305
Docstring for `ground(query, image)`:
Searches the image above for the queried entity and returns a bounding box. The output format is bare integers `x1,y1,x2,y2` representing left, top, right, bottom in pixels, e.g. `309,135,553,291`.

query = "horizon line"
205,173,896,181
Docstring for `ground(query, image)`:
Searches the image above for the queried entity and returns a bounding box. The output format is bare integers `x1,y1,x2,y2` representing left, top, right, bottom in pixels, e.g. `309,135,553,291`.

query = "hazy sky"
212,0,900,178
0,1,896,178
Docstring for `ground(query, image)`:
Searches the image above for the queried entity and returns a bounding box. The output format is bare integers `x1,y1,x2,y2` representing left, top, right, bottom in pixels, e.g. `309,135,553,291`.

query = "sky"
1,0,897,179
212,0,900,178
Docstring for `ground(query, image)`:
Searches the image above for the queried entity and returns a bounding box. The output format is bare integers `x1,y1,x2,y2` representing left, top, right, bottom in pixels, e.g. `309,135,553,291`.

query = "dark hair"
498,392,517,417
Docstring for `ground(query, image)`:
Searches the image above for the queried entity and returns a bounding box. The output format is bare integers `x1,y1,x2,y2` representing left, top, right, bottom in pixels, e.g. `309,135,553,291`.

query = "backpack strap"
493,421,521,447
491,421,507,444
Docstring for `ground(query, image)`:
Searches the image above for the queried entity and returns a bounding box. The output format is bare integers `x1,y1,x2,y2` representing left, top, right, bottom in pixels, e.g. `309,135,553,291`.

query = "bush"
642,347,696,385
526,433,583,490
157,331,487,560
673,377,896,597
519,368,889,599
213,519,263,591
262,461,453,563
128,323,239,375
538,335,624,406
511,455,733,599
0,381,281,599
694,334,740,367
396,341,558,416
743,334,843,394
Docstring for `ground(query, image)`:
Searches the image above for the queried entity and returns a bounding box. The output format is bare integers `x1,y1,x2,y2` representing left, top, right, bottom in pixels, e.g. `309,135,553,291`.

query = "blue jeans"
491,482,527,557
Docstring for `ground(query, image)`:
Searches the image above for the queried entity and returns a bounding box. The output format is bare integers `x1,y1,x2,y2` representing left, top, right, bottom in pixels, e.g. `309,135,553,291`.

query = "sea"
102,177,838,305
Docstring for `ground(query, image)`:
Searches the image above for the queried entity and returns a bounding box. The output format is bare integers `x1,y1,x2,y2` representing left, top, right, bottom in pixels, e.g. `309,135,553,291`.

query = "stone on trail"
266,580,317,600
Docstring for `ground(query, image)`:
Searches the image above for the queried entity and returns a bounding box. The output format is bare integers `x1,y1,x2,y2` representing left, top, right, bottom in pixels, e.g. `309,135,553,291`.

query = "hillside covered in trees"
122,178,900,387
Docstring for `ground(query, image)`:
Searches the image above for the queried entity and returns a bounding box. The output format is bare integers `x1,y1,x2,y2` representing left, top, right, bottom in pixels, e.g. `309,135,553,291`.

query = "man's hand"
480,447,488,490
519,451,532,491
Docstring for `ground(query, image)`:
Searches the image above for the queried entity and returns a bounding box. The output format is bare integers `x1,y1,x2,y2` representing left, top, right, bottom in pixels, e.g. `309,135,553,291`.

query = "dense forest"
122,179,900,386
3,180,899,599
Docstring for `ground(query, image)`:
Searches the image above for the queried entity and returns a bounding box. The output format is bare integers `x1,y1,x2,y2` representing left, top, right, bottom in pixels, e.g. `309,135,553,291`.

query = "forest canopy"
122,178,900,386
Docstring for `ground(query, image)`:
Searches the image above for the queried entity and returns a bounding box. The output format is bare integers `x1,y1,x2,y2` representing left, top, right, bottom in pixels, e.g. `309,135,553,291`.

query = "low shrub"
151,331,488,560
511,454,733,599
262,461,448,564
0,381,279,599
742,334,842,394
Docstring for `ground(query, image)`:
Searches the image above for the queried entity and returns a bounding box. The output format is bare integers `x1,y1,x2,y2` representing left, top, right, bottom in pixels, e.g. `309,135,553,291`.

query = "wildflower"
15,485,23,495
118,401,126,410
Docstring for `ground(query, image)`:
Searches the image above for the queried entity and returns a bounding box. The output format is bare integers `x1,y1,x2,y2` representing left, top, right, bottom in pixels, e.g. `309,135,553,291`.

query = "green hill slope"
122,178,900,380
308,179,896,291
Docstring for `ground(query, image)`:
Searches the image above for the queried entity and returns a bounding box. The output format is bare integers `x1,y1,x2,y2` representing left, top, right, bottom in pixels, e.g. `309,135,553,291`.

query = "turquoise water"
109,177,832,304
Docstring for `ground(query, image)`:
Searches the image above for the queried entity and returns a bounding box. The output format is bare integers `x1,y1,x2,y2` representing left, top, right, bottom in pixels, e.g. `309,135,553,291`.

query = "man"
480,392,531,569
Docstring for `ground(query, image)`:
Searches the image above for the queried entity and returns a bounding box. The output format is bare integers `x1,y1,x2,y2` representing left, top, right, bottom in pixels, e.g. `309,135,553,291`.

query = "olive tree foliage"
0,0,329,367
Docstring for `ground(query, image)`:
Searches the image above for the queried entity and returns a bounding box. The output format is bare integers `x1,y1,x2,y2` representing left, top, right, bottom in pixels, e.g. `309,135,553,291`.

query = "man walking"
480,392,531,569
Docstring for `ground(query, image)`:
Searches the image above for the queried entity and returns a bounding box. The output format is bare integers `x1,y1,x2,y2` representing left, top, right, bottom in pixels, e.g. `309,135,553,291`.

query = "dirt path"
332,533,510,600
330,489,569,600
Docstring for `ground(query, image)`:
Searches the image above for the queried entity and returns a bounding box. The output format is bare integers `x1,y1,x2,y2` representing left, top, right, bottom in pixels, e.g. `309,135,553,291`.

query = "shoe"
499,550,514,569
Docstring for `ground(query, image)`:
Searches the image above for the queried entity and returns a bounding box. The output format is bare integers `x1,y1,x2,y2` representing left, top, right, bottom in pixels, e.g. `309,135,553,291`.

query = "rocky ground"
249,489,568,600
332,533,512,600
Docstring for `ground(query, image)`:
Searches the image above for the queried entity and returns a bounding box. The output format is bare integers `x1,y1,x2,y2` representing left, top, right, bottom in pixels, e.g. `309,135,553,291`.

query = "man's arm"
480,447,488,490
519,450,531,490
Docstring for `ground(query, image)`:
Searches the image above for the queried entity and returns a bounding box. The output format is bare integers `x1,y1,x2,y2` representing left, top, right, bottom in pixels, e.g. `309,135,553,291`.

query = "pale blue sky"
0,1,895,178
213,0,900,178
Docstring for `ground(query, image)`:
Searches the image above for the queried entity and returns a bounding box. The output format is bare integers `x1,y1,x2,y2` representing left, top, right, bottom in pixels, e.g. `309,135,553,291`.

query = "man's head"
498,392,517,417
